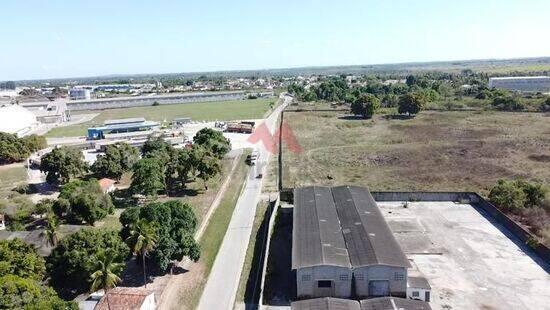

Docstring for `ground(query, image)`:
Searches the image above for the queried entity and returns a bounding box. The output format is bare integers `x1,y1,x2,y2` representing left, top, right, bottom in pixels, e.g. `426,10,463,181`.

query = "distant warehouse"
488,76,550,92
87,118,160,140
293,186,411,299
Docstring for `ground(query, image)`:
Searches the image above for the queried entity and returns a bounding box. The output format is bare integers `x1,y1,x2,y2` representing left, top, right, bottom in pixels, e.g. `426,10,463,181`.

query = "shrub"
492,95,525,111
488,179,526,211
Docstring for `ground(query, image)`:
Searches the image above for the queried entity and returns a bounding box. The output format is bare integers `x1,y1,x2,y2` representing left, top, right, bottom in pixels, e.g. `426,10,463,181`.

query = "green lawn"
46,98,276,137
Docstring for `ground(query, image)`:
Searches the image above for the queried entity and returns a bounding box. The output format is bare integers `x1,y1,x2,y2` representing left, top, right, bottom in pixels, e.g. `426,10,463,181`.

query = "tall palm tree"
42,215,59,247
89,249,125,293
126,219,157,288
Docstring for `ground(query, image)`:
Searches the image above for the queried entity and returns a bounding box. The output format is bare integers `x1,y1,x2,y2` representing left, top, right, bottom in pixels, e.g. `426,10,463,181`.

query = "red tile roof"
95,287,154,310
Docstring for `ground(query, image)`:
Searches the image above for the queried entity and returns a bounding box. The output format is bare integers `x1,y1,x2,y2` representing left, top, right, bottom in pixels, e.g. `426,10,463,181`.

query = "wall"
296,265,352,299
353,265,407,298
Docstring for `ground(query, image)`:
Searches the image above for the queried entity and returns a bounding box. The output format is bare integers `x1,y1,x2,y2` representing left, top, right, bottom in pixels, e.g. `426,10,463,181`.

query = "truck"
246,150,260,165
226,122,254,134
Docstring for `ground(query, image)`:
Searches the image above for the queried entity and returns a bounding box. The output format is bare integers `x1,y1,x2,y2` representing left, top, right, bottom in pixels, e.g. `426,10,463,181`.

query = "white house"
407,276,431,302
94,287,156,310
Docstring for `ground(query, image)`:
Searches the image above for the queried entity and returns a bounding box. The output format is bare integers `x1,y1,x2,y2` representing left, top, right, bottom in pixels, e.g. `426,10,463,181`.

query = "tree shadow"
338,115,368,120
383,114,415,120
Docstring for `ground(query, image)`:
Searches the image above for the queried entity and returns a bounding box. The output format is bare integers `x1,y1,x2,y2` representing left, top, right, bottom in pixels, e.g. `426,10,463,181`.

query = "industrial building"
0,104,39,136
293,186,411,299
290,297,431,310
488,76,550,92
69,88,91,100
87,118,160,140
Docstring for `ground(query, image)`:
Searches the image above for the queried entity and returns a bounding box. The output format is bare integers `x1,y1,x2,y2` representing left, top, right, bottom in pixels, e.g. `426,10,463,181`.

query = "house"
407,276,431,302
292,186,352,298
360,297,432,310
98,178,116,193
292,186,410,299
94,287,156,310
291,297,360,310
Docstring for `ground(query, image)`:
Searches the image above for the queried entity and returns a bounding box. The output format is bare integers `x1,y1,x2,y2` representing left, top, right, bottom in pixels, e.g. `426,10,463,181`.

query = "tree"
492,95,525,111
539,97,550,112
126,220,158,287
91,143,139,180
42,214,60,247
57,179,114,225
438,83,454,100
89,249,124,292
141,136,172,157
40,147,88,184
350,94,380,118
398,92,426,116
120,200,200,271
0,239,46,280
196,152,222,190
47,229,129,294
130,157,166,196
193,128,231,159
488,179,526,211
0,133,45,165
516,180,547,208
0,275,77,310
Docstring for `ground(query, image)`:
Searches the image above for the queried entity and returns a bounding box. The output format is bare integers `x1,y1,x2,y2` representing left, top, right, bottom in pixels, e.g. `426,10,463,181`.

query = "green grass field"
46,98,276,137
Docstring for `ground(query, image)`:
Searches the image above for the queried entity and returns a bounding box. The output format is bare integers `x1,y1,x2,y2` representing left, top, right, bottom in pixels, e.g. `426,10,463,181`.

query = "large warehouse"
0,104,38,136
488,76,550,92
291,297,431,310
293,186,410,299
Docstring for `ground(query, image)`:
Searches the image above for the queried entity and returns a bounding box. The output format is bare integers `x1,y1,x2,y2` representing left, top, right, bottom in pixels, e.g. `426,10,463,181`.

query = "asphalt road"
197,95,291,310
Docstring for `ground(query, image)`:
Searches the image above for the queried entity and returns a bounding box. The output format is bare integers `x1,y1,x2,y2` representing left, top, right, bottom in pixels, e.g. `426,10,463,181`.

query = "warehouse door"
315,280,335,297
368,280,390,296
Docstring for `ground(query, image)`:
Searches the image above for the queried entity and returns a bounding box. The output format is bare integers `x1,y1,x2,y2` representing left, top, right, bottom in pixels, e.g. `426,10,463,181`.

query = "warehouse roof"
292,186,351,269
360,297,432,310
333,186,410,268
291,297,360,310
408,276,431,290
292,186,409,270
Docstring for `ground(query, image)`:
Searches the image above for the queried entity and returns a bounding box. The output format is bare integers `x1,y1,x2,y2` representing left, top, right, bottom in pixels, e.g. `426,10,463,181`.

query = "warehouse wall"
296,265,352,299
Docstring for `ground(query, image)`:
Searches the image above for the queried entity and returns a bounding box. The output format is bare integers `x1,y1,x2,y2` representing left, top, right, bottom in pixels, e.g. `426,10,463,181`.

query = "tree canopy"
398,92,426,115
0,275,77,310
47,229,129,294
0,239,46,281
40,147,88,184
120,200,200,270
55,179,114,225
0,133,46,165
91,142,139,180
350,93,380,118
130,157,166,196
193,128,231,159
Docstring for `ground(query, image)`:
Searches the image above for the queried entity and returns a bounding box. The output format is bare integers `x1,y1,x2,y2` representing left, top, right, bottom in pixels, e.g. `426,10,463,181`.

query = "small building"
94,287,156,310
98,178,116,193
20,101,70,124
293,186,352,299
291,297,360,310
0,214,5,230
488,76,550,92
69,88,91,100
360,297,432,310
87,118,160,140
407,276,431,302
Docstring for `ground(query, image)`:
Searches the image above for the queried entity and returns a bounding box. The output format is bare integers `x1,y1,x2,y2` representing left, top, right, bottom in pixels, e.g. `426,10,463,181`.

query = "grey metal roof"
292,297,360,310
332,186,410,268
292,186,351,269
360,297,432,310
104,117,146,125
408,276,431,290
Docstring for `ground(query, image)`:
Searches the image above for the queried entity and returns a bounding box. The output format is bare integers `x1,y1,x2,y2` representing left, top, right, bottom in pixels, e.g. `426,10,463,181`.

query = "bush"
492,95,525,111
0,275,78,310
57,179,114,225
539,97,550,112
0,239,46,280
488,179,526,211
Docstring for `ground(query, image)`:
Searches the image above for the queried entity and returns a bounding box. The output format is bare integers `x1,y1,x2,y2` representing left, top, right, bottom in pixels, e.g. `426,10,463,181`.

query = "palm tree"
89,249,125,293
126,219,157,287
42,215,59,247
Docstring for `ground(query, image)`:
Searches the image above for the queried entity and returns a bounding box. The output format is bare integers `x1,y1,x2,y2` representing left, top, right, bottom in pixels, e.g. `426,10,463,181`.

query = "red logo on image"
247,122,302,154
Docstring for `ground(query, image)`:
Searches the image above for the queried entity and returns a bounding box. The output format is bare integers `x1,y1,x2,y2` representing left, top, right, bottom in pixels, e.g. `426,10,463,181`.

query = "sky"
1,0,550,81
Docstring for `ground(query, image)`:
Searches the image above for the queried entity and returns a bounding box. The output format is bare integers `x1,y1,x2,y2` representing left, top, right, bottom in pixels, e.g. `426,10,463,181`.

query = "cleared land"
46,98,275,137
380,201,550,310
282,109,550,193
0,165,27,199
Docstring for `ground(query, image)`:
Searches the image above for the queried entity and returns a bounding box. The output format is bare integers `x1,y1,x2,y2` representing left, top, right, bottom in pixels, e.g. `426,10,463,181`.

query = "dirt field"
282,110,550,193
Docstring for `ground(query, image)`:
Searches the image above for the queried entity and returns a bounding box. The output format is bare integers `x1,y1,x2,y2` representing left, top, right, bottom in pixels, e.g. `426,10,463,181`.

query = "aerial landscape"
0,1,549,310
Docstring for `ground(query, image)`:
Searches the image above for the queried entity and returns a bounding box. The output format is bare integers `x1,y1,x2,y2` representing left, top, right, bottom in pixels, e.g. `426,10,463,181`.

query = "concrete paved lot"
378,201,550,310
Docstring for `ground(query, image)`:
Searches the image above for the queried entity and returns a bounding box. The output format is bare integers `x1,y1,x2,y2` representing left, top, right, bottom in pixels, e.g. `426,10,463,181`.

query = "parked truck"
226,121,254,133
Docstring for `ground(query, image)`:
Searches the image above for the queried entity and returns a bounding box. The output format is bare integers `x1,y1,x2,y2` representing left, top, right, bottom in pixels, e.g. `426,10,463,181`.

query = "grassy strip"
46,98,275,137
0,166,27,199
235,200,273,306
180,150,251,309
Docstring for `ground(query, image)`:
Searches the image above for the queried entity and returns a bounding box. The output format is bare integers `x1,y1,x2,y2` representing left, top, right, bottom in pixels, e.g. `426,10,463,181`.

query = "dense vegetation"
0,239,76,309
54,179,114,225
0,133,46,164
91,142,140,180
40,146,88,184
